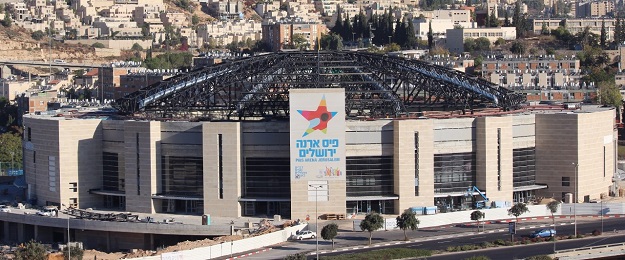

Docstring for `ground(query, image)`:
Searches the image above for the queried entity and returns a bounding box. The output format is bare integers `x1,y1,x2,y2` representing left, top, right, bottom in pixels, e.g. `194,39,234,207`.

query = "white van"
53,59,66,64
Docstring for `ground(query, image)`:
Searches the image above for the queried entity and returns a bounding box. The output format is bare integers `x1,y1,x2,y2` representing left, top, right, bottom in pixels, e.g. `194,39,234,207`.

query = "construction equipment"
467,186,490,209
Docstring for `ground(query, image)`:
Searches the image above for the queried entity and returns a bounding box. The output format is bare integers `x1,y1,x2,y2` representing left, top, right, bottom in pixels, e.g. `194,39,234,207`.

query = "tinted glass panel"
161,156,203,196
513,147,536,187
244,158,291,198
434,152,476,194
346,156,394,197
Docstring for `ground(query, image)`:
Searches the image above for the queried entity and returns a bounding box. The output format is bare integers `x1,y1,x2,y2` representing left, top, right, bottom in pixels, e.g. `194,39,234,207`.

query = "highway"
429,234,625,260
314,218,625,260
0,60,103,69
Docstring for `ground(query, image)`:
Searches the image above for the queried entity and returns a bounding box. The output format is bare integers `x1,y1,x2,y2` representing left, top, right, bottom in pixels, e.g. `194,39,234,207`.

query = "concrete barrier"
128,224,307,260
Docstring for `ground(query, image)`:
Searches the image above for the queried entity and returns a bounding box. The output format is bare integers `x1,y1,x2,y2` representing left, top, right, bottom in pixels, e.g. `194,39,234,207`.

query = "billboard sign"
290,88,345,181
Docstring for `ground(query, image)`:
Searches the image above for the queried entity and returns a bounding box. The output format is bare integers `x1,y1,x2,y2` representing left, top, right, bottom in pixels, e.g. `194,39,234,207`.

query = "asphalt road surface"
315,218,625,260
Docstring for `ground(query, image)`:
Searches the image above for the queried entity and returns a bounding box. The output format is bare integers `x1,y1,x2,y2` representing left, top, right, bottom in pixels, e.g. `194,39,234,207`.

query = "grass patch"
320,248,432,260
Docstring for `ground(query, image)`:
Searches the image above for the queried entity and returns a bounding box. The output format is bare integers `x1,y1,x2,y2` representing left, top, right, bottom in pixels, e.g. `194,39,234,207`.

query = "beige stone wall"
58,119,102,208
123,121,161,214
23,117,61,206
290,180,346,221
203,122,242,217
23,117,102,208
393,120,434,214
476,116,513,203
536,109,615,202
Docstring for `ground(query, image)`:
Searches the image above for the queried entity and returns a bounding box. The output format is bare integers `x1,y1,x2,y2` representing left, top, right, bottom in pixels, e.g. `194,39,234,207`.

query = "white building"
446,27,517,53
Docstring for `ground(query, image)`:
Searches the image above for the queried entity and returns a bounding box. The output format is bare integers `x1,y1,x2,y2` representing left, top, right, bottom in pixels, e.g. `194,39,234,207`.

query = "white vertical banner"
290,88,346,182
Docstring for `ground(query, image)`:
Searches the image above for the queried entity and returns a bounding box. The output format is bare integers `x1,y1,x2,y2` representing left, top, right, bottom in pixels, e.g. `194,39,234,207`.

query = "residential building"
575,0,614,18
445,27,517,53
0,80,35,101
262,18,326,51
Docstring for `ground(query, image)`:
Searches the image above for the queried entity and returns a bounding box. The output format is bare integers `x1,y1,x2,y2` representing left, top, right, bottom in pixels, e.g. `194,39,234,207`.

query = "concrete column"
33,225,38,241
203,122,242,217
393,120,435,214
17,223,24,242
2,221,8,242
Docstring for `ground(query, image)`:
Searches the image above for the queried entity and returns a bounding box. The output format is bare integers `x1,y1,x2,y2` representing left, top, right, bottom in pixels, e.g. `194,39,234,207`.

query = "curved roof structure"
112,51,525,120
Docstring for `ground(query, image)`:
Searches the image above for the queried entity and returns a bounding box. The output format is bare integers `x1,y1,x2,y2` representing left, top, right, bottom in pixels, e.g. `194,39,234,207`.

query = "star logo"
297,95,337,137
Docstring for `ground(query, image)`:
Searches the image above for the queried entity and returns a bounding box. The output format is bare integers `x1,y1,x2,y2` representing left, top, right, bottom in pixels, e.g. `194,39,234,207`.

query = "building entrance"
346,200,394,215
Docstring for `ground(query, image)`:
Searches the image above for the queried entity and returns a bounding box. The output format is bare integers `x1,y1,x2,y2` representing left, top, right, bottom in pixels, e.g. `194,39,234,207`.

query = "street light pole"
601,200,604,234
572,162,578,236
62,204,70,260
309,184,321,260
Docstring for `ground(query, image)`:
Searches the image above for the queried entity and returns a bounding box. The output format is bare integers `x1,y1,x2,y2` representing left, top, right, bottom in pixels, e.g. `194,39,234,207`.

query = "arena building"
22,51,617,221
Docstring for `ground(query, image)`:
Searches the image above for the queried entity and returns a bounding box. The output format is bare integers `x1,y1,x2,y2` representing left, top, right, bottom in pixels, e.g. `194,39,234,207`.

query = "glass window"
513,148,536,187
160,156,203,197
244,157,290,198
434,152,476,194
346,156,394,197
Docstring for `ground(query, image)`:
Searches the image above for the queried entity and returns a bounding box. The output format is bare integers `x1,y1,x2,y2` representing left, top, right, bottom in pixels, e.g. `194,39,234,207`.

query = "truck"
467,186,489,209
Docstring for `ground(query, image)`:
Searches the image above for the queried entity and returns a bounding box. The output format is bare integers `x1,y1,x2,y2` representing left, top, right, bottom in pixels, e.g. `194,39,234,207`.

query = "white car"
0,205,10,212
292,230,316,240
36,206,58,217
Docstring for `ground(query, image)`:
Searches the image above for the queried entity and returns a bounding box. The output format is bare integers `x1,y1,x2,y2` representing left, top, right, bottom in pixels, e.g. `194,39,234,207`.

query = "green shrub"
91,42,105,48
576,234,585,238
284,253,306,260
480,241,494,248
464,256,491,260
446,246,460,252
320,248,432,260
131,43,143,51
526,255,553,260
31,30,45,41
494,239,506,246
592,230,602,236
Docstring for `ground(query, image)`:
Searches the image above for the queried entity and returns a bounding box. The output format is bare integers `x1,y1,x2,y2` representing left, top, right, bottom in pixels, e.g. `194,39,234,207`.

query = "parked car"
292,230,316,240
36,206,58,217
530,228,556,238
0,205,10,212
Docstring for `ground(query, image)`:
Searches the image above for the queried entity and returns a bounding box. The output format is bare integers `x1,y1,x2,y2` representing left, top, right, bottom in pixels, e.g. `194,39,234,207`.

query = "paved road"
231,217,623,260
429,234,625,260
315,218,625,260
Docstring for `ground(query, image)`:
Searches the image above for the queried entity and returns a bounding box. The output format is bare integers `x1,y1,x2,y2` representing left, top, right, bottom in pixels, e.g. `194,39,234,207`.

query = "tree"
1,12,11,27
488,8,498,28
541,23,549,35
321,223,339,249
599,81,623,109
508,203,529,224
331,5,343,36
359,212,384,245
320,33,343,51
191,14,199,27
494,38,505,46
615,16,622,45
31,30,45,41
131,43,143,51
291,34,308,50
510,41,526,54
62,245,84,260
503,11,511,27
546,200,561,229
471,210,486,232
427,21,433,50
91,42,105,48
0,132,22,169
396,209,420,241
14,240,48,260
405,17,416,48
600,19,607,48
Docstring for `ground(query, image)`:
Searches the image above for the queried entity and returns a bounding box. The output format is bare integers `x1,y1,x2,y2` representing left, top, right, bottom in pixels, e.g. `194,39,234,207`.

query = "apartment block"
262,18,325,51
445,27,517,53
